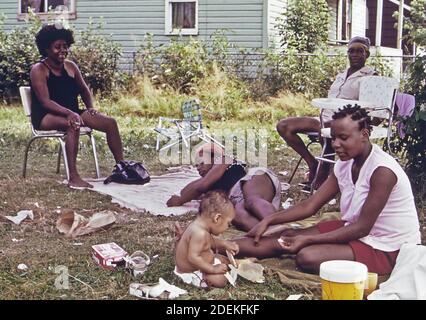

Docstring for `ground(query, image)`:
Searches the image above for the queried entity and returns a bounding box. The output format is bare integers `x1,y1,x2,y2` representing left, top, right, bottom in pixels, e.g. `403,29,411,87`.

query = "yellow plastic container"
363,272,378,298
320,260,368,300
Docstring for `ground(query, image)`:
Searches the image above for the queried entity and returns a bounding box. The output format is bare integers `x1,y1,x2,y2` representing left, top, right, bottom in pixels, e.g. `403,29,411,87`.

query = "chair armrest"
158,116,179,122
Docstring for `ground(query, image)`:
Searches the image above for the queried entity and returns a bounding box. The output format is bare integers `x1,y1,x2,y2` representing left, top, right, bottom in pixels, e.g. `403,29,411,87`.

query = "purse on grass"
103,160,150,185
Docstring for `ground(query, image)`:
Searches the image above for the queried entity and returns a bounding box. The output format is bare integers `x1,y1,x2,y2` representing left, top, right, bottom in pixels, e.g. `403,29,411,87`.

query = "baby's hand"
211,263,228,274
224,241,239,255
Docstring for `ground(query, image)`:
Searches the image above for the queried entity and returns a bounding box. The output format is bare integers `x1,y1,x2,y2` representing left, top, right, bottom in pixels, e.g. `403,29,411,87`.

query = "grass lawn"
0,104,424,300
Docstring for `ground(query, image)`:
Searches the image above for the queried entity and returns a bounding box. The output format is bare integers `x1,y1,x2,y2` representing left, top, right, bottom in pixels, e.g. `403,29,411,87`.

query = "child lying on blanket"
174,191,239,288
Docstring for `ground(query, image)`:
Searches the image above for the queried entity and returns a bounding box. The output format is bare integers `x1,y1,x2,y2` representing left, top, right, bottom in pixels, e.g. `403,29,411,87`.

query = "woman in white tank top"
233,105,421,275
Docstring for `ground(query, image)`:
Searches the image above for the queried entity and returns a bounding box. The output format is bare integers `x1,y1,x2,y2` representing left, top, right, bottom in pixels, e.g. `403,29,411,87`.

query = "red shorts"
316,220,399,275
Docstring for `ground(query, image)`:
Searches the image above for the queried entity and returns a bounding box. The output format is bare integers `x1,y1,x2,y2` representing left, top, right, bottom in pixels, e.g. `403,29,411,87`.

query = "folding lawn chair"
311,76,399,193
154,99,224,152
20,86,101,181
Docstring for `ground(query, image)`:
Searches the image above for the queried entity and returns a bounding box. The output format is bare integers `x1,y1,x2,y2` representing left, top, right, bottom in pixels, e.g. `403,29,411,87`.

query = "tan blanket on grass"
87,167,201,216
223,211,342,299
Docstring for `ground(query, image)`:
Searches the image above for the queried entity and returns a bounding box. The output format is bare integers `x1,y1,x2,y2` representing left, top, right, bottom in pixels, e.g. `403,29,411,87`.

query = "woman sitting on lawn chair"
166,143,281,231
30,24,125,189
232,105,421,275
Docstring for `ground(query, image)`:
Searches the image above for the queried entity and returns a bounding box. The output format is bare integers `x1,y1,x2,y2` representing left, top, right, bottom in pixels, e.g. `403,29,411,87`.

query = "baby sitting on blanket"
174,191,239,288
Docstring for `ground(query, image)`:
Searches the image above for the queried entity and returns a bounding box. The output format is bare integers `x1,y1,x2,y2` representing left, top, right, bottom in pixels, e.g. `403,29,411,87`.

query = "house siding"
0,0,18,30
267,0,286,49
1,0,265,52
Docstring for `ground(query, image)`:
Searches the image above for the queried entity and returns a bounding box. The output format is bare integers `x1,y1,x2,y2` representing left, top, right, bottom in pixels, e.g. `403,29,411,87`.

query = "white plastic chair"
311,76,399,193
154,99,224,151
20,86,100,180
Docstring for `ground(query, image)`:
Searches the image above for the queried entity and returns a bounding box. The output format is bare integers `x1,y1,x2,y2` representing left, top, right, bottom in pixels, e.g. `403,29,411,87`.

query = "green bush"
0,15,125,102
392,56,426,207
133,33,159,78
256,47,346,99
159,37,210,93
0,14,42,103
391,0,426,206
134,31,259,94
70,19,124,95
367,52,394,77
275,0,330,53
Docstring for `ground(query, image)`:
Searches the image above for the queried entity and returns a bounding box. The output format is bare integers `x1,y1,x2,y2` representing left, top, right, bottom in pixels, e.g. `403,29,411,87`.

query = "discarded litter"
17,263,28,271
12,238,23,242
129,278,187,299
280,182,291,191
226,250,237,268
92,242,128,270
279,171,289,176
328,198,337,205
230,259,265,283
56,210,116,238
286,294,303,300
281,198,294,210
125,251,151,277
5,210,34,225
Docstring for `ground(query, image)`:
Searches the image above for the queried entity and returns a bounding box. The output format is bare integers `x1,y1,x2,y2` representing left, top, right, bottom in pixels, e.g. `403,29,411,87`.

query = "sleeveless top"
334,144,421,251
30,60,83,129
210,161,247,193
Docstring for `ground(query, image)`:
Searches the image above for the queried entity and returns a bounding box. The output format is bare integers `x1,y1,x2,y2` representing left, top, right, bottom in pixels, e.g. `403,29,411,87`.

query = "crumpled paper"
129,278,187,299
5,210,34,225
56,210,116,238
230,258,265,283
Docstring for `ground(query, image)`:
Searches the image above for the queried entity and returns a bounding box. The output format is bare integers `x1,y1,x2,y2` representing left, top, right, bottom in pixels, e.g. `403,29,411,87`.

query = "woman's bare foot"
68,176,93,189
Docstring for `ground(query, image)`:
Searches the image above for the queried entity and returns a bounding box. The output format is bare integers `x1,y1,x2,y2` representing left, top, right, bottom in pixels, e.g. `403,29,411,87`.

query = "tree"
275,0,330,53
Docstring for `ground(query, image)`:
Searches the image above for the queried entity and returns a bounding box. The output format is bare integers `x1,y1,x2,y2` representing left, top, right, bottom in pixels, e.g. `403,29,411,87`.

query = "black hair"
35,24,74,57
332,104,373,134
198,191,233,217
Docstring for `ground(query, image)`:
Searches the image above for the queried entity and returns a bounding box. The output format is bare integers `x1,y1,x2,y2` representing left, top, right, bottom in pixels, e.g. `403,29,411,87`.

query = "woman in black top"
30,25,124,189
167,143,282,231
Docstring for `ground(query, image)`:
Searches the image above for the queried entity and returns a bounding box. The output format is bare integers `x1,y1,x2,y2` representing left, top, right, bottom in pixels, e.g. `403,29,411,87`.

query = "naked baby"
174,191,239,288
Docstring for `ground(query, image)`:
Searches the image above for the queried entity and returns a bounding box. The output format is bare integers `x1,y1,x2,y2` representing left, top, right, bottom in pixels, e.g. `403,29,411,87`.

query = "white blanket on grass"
87,167,200,216
367,244,426,300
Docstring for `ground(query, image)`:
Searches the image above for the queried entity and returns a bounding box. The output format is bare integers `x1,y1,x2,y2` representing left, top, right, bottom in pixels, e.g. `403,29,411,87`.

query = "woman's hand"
278,235,310,253
66,112,83,130
167,195,183,207
246,219,270,246
223,241,239,255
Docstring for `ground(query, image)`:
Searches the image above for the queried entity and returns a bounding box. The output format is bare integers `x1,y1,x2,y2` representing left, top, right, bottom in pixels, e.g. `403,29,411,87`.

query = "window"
18,0,76,20
165,0,198,35
341,0,352,40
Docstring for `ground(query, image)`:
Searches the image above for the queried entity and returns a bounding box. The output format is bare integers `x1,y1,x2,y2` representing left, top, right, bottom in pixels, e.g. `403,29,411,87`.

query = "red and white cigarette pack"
92,242,128,270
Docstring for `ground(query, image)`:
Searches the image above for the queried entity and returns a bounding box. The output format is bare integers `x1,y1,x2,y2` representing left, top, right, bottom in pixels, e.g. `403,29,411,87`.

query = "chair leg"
310,139,331,194
202,132,225,149
58,138,70,181
156,131,161,151
287,139,319,184
288,156,303,184
89,134,101,178
159,137,182,152
56,144,62,174
22,137,38,178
